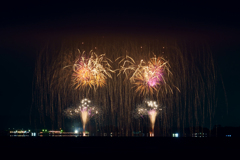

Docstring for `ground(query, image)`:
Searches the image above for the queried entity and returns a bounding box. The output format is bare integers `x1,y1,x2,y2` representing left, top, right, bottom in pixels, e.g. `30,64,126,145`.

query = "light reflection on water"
10,135,89,137
39,135,89,137
9,133,149,137
10,135,29,137
9,135,147,137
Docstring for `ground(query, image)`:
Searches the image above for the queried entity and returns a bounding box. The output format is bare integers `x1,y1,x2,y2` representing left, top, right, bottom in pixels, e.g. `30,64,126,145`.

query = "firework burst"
116,54,171,95
65,50,114,90
135,100,164,134
64,98,101,132
135,100,163,118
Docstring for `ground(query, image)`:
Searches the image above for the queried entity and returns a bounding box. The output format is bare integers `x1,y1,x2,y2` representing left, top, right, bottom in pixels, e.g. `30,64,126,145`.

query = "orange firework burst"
116,54,171,95
65,50,114,90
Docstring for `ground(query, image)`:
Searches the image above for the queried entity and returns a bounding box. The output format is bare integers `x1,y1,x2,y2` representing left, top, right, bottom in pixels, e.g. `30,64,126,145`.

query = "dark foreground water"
1,137,239,157
1,137,240,149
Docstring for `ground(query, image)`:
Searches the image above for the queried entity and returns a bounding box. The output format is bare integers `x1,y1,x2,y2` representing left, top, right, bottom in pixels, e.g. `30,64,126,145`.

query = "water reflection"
39,135,89,137
10,135,29,137
9,132,153,137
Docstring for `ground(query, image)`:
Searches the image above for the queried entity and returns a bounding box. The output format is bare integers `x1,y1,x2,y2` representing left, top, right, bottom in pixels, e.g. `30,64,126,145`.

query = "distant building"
9,130,30,137
191,132,207,137
184,127,209,137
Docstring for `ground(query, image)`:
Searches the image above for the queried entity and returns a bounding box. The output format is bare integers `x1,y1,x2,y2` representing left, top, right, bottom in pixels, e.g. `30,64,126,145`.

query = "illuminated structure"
39,130,89,137
172,133,179,137
191,133,207,137
9,130,31,137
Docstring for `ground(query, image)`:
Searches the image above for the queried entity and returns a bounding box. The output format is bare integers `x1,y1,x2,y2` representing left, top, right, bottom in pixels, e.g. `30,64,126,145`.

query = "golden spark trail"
81,110,88,134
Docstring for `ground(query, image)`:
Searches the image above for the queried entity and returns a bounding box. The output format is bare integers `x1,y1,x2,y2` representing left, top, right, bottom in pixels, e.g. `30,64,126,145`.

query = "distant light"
75,130,78,134
172,133,179,137
45,129,47,132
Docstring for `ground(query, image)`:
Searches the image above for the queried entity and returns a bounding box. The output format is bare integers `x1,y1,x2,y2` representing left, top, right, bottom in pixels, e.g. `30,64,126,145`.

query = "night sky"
0,1,240,130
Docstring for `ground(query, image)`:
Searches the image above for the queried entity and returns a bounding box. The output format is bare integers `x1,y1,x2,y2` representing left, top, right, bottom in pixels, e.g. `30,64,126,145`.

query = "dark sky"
0,1,240,130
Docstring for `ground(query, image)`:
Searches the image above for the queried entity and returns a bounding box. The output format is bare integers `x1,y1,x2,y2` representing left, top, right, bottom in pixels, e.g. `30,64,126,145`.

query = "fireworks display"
64,98,100,133
116,54,172,95
32,36,225,136
64,50,114,90
135,100,164,134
